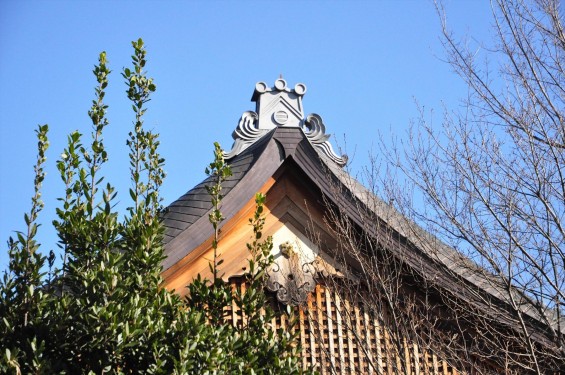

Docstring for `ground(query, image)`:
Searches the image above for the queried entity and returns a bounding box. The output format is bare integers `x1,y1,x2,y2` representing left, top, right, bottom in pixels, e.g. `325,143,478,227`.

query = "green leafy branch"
124,38,161,219
1,124,49,373
205,141,233,280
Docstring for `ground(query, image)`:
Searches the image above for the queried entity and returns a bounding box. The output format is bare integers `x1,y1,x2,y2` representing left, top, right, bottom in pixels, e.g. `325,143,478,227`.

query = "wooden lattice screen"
226,278,463,375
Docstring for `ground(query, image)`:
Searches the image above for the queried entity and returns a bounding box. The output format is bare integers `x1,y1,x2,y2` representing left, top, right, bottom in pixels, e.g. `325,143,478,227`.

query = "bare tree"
382,0,564,372
307,168,508,374
300,1,564,374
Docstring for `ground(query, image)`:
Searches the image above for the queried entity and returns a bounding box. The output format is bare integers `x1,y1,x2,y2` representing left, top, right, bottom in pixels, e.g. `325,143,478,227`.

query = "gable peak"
251,79,307,129
224,79,348,167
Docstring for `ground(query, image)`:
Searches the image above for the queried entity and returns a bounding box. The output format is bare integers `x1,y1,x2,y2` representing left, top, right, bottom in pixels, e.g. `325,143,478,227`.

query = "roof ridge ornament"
224,79,348,167
223,111,266,160
304,114,348,166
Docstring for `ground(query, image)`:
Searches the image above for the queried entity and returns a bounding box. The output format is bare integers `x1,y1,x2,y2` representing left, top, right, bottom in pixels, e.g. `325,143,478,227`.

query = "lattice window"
224,277,468,374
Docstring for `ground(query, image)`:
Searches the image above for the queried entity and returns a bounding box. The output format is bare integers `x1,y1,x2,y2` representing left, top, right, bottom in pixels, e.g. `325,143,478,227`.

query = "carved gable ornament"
266,223,351,305
224,79,348,167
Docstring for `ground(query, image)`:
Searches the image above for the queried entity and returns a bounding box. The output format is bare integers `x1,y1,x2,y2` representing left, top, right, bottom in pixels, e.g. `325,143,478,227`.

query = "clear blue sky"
0,0,493,271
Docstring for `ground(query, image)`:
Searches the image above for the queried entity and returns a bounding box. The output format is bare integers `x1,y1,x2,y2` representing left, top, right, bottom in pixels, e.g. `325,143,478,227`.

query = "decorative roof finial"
224,79,348,167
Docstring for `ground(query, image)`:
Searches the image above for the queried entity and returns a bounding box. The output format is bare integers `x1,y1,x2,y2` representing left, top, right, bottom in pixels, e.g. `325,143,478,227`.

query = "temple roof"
162,79,348,266
161,79,562,345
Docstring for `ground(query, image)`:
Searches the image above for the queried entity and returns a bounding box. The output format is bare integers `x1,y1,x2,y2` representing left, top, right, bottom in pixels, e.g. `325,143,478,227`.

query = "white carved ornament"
223,111,267,160
223,80,348,167
304,114,348,167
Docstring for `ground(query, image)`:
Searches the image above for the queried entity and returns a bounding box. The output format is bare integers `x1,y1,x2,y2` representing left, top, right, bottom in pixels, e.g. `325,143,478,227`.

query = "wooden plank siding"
222,278,463,375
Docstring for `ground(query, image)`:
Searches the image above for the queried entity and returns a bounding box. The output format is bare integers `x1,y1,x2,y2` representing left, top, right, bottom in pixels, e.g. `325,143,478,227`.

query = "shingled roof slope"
162,130,274,245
